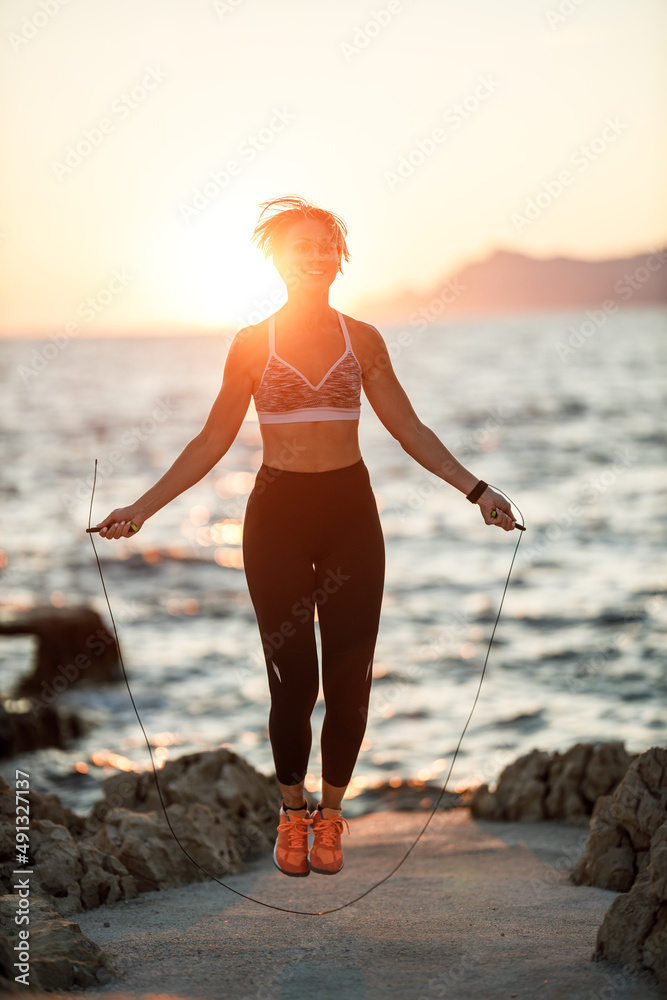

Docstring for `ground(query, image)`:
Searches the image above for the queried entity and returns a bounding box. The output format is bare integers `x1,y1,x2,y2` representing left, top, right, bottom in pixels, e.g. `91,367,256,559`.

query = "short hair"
251,195,350,273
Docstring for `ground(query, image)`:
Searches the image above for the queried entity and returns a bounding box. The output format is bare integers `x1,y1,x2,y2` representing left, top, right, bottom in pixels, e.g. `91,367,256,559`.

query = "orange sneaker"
308,805,350,875
273,804,313,877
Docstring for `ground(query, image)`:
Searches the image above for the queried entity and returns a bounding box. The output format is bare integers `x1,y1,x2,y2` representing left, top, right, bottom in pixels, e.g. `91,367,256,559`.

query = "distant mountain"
355,248,667,326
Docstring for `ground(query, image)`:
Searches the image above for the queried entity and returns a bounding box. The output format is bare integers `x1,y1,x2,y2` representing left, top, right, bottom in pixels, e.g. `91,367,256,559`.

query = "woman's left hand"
476,487,517,531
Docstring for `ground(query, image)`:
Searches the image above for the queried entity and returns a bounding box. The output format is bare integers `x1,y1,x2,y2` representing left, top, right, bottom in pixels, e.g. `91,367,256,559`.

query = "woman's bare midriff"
259,420,362,472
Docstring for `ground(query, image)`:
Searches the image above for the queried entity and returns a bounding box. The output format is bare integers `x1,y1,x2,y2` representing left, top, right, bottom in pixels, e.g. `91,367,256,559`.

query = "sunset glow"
1,0,664,337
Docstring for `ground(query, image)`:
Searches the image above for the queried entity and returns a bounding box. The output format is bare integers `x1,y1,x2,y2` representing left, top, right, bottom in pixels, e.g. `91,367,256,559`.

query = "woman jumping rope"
94,195,518,878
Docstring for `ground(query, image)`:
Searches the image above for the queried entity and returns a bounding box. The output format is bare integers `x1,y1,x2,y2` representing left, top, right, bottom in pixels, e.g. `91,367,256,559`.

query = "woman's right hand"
92,507,147,540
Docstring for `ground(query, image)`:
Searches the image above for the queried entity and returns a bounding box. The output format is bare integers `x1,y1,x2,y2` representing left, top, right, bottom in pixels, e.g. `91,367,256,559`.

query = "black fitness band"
466,479,488,504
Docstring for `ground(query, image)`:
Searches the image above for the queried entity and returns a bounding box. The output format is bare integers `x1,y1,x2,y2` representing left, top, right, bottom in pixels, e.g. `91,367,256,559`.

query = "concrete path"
71,809,660,1000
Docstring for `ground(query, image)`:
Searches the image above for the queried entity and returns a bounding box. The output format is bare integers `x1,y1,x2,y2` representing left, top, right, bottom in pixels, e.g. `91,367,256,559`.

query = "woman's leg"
314,463,385,795
305,464,384,875
242,469,321,794
278,779,307,810
319,780,348,812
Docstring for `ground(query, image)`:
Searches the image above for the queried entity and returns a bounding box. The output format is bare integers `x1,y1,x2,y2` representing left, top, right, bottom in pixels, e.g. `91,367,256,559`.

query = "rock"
650,822,667,902
1,749,282,913
594,868,667,989
572,747,667,890
89,746,280,837
87,802,245,892
571,795,635,892
643,905,667,989
470,741,633,824
580,739,636,803
25,786,87,835
0,780,138,916
1,775,90,902
0,697,88,759
0,894,115,991
613,746,667,850
84,749,280,894
595,870,656,963
0,605,121,702
24,819,138,916
90,745,280,821
84,748,282,892
2,769,135,914
547,740,633,822
0,773,86,833
0,928,22,994
462,781,502,818
569,747,667,990
470,749,552,822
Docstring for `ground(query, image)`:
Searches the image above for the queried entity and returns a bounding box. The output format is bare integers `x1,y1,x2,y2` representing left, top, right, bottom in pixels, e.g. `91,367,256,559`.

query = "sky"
1,0,665,336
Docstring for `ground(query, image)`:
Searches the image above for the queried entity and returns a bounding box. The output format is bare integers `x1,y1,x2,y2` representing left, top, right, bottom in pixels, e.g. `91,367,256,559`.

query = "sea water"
0,305,665,813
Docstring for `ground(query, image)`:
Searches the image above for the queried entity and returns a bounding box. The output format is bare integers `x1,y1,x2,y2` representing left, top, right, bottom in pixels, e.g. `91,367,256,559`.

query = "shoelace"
315,813,350,845
278,814,313,847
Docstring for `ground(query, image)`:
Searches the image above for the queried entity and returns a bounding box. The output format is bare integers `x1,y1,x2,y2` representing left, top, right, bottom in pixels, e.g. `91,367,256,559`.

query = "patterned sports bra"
253,311,362,424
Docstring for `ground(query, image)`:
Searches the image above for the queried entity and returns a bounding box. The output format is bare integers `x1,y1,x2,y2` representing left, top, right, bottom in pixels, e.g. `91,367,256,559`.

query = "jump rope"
86,458,526,916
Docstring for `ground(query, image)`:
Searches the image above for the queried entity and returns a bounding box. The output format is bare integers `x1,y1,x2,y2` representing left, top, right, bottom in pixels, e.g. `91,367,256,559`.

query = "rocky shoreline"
572,746,667,983
0,746,282,990
469,740,635,824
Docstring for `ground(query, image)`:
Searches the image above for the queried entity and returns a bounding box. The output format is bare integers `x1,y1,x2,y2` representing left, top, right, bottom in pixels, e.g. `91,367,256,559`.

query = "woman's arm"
359,324,517,530
96,331,254,539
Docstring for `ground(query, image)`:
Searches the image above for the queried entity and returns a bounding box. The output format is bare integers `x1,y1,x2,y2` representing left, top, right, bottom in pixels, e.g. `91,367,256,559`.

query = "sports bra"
253,311,362,424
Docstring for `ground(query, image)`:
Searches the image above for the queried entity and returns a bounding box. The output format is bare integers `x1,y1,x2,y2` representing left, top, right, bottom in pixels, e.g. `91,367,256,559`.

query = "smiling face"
272,217,342,291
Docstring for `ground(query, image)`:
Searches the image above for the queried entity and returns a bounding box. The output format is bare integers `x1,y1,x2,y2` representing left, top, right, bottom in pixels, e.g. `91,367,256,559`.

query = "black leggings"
242,459,385,787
